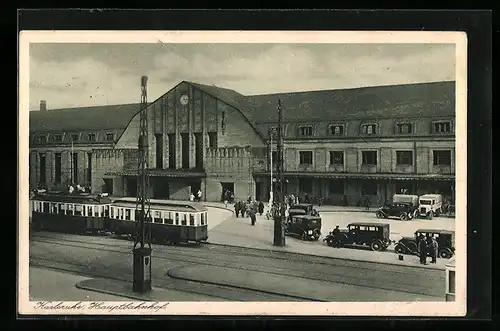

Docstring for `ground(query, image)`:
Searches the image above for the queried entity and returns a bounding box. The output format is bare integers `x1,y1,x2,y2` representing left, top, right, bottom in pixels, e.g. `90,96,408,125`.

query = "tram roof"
111,198,208,212
31,192,112,204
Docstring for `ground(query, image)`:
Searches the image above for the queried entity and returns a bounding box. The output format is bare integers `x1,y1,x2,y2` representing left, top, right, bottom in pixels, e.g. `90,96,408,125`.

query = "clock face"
180,94,189,106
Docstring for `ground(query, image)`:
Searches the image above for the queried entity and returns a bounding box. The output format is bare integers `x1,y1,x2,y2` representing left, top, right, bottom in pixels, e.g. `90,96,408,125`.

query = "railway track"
30,233,444,300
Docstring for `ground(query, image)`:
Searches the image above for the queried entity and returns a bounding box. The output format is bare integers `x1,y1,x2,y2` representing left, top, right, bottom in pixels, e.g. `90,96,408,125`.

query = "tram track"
30,233,443,298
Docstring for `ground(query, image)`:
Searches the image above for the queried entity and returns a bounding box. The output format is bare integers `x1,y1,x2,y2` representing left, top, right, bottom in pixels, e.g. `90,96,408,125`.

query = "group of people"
234,197,265,225
418,234,439,265
189,189,203,202
67,183,91,194
222,190,235,207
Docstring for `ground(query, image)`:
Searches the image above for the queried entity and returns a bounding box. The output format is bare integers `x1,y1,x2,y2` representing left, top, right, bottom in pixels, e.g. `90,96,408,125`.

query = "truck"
418,194,443,219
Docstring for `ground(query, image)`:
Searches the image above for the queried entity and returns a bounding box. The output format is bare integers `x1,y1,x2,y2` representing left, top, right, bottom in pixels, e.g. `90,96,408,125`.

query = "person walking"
418,235,428,265
258,201,264,216
430,236,439,263
197,189,203,202
364,195,371,210
189,192,195,202
332,225,341,248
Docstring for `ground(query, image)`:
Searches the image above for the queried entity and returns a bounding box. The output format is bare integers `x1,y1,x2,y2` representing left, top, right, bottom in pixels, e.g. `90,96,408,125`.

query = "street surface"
207,207,455,270
29,231,446,302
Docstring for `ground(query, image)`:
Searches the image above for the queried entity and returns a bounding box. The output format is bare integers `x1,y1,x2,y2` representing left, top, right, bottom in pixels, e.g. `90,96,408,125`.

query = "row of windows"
298,179,379,196
31,201,208,227
31,201,110,217
296,150,452,166
110,207,207,227
295,121,453,137
33,132,115,144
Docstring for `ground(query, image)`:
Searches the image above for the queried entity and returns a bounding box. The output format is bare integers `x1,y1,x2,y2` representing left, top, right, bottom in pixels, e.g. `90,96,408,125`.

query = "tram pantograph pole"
273,99,286,247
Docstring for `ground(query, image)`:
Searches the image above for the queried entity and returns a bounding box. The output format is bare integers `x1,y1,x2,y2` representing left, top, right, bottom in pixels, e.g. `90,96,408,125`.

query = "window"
362,151,377,165
329,179,344,194
201,213,205,225
299,126,313,137
39,153,46,184
175,213,179,225
329,151,344,165
88,133,96,141
181,214,187,226
299,151,313,165
396,151,413,165
55,153,62,184
362,124,377,135
434,121,452,133
88,206,93,217
189,214,195,226
448,270,455,294
329,125,344,136
74,205,82,216
125,209,131,220
208,132,217,148
105,133,115,141
53,134,62,142
362,181,378,195
397,123,413,134
71,134,79,142
221,110,226,133
433,150,451,166
299,178,313,194
39,135,47,144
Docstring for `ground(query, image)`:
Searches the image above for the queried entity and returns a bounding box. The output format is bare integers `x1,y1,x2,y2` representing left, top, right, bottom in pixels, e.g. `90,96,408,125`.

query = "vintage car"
285,214,322,241
394,229,455,259
287,208,306,221
324,222,392,251
418,194,443,219
376,202,418,221
292,203,319,216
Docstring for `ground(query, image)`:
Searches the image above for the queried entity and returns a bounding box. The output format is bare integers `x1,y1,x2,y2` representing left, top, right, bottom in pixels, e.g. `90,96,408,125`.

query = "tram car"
30,191,112,234
108,197,209,244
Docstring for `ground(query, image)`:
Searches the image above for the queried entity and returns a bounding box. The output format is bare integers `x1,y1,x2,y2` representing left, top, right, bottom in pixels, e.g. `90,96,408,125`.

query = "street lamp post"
273,99,286,247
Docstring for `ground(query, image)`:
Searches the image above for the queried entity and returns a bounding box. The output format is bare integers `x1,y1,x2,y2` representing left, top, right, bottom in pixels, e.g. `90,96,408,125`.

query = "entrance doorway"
125,177,137,197
221,182,234,201
153,178,170,199
255,182,262,201
189,181,201,195
103,178,113,195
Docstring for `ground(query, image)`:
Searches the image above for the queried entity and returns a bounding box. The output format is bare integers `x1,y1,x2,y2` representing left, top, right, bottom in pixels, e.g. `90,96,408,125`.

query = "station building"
29,80,456,206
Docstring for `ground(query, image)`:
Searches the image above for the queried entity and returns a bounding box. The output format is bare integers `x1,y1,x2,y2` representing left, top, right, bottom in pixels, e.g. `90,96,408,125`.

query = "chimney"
40,100,47,111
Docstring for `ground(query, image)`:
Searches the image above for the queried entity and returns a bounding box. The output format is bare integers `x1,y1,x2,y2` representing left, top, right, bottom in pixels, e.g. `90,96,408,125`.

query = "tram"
445,256,456,301
29,192,209,244
30,192,112,234
109,197,209,244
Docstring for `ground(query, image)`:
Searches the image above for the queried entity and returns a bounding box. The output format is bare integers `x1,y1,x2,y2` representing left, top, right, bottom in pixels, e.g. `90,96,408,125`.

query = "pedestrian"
332,225,341,248
189,192,195,202
223,190,229,207
430,236,439,263
364,195,371,210
234,199,241,218
258,201,264,215
304,193,310,203
418,235,428,265
197,189,202,202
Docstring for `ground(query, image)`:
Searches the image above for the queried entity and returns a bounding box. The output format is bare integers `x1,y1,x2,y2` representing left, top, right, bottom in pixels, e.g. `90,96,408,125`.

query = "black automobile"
324,222,392,251
376,202,418,221
285,215,322,241
394,229,455,259
292,203,320,216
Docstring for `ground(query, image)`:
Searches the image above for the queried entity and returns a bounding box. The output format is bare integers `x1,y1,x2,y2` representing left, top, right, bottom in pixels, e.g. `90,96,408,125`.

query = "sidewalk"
206,212,449,271
203,201,375,213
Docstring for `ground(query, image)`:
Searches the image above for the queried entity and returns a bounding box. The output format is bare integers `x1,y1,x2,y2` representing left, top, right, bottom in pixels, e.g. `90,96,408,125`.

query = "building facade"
29,80,456,206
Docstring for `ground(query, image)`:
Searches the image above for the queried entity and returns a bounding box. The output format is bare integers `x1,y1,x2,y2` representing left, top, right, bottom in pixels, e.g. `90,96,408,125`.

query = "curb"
204,241,445,271
76,280,153,301
166,266,323,302
202,203,235,213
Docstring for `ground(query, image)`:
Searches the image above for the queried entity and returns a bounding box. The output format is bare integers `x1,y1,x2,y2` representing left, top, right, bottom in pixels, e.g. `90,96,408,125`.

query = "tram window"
104,206,109,217
94,206,99,217
164,212,171,220
201,213,205,225
60,204,66,214
119,208,123,220
67,205,74,215
181,214,187,226
125,209,131,220
43,202,49,213
189,214,195,226
165,218,174,225
88,206,93,217
52,204,59,214
175,213,179,225
74,205,82,216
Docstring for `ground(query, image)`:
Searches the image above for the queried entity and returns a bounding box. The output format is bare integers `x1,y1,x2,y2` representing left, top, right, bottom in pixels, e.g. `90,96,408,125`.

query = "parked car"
324,222,392,251
376,202,418,221
393,194,419,206
287,208,306,221
418,194,443,219
285,214,322,241
292,203,320,216
394,229,455,259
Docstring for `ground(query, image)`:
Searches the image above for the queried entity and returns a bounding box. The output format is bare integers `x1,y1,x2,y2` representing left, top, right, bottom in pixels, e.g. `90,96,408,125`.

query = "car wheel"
376,211,383,219
394,244,406,254
370,240,383,251
439,249,452,259
301,232,307,240
400,213,408,221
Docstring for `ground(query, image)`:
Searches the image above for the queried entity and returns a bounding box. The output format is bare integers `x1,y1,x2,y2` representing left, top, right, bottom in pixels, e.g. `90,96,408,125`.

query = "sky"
28,43,456,110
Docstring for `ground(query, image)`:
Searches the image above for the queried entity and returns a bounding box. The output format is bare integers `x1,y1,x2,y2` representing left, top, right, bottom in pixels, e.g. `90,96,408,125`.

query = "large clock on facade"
180,94,189,106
